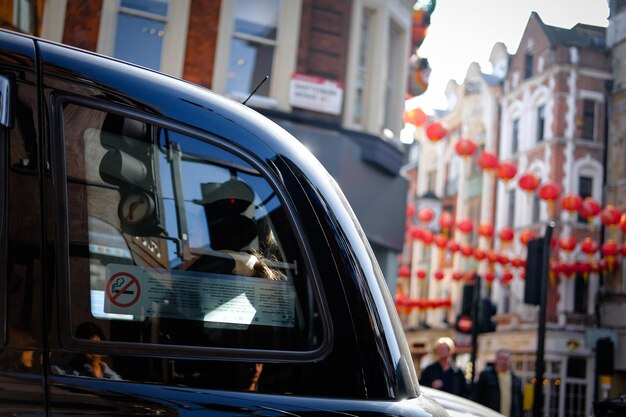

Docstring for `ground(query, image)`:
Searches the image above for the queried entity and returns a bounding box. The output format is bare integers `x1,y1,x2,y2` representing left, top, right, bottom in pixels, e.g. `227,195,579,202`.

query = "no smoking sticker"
106,271,141,308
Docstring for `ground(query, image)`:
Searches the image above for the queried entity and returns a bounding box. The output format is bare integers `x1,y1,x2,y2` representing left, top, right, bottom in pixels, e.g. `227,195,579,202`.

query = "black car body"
0,30,447,417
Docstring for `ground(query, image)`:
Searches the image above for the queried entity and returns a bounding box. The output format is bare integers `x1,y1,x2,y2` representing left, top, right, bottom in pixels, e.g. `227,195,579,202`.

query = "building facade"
602,0,626,400
399,11,616,417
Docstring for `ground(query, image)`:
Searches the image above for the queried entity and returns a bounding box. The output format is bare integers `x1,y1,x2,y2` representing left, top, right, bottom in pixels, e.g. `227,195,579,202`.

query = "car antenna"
242,75,269,105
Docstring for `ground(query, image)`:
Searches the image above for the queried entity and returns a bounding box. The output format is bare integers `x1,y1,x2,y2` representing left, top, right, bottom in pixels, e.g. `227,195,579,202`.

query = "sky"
409,0,610,114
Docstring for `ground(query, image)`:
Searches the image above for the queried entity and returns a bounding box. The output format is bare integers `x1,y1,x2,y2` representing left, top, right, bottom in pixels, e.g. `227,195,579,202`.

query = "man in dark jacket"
473,348,523,417
420,337,469,398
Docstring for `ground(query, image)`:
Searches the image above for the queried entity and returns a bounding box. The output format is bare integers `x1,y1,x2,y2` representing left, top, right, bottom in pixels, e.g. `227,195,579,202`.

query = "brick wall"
62,0,102,52
183,0,221,89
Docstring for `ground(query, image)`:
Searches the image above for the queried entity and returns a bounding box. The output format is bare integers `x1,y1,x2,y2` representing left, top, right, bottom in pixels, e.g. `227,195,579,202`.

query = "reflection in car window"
61,102,322,353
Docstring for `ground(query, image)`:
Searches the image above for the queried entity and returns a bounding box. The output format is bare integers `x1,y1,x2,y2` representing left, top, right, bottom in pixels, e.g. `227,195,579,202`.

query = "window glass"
113,0,168,70
581,99,595,140
577,176,593,223
536,105,545,142
507,189,515,228
353,8,372,125
511,118,519,154
61,102,322,353
524,53,533,79
226,0,279,97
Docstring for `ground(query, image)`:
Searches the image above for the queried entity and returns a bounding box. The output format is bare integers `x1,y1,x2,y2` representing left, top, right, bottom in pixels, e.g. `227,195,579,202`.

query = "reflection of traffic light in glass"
99,114,163,236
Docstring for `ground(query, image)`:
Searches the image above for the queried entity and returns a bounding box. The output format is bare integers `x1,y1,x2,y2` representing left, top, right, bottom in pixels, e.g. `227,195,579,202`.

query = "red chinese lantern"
620,214,626,234
575,261,592,278
406,203,416,217
621,242,626,257
439,211,454,233
474,248,486,261
416,269,427,280
498,254,510,266
520,229,536,246
425,121,447,142
434,234,448,249
433,270,445,281
602,239,619,271
559,262,574,278
403,107,427,127
454,137,477,158
418,207,435,225
457,218,474,234
518,172,540,193
447,240,460,253
476,151,498,172
398,265,410,278
560,193,583,214
478,223,494,240
558,236,577,253
421,229,433,245
498,227,514,243
484,270,496,285
411,227,423,240
452,271,464,281
538,182,561,204
460,244,474,258
496,162,517,182
511,257,524,269
487,250,498,265
601,205,622,229
501,271,514,285
581,237,598,258
578,197,601,222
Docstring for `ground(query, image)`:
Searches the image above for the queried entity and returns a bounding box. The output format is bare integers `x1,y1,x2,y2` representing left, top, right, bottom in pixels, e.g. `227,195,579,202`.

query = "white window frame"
212,0,302,110
344,0,410,136
41,0,68,42
96,0,191,78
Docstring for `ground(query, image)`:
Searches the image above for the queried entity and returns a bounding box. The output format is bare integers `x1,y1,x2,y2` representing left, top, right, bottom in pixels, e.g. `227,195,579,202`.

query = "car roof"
420,386,505,417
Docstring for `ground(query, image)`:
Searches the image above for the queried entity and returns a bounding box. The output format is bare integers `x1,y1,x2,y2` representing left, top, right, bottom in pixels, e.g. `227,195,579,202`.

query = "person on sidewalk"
473,348,523,417
420,337,469,398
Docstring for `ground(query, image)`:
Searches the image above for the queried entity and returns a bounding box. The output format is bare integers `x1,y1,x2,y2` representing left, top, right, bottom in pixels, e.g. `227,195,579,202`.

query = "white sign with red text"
289,73,343,115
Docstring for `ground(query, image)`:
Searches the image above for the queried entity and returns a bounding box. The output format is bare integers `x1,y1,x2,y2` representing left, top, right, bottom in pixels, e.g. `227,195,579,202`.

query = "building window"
511,118,519,154
113,0,169,71
225,0,280,99
507,189,515,228
98,0,190,77
574,273,588,314
383,20,404,136
344,1,410,136
565,357,588,417
524,53,533,79
581,99,596,140
577,176,593,223
353,8,373,126
536,105,545,142
445,155,460,196
11,0,36,34
532,194,541,223
213,0,301,108
427,170,436,193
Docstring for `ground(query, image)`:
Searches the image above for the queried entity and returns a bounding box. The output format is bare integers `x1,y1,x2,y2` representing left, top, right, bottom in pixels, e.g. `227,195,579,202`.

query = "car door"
0,31,46,416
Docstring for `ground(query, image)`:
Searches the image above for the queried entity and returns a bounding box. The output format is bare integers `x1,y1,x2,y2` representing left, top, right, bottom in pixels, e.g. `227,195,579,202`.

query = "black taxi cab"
0,29,450,416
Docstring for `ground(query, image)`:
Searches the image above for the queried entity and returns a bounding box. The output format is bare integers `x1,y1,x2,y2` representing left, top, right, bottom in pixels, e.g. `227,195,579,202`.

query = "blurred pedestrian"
419,337,469,397
473,348,523,417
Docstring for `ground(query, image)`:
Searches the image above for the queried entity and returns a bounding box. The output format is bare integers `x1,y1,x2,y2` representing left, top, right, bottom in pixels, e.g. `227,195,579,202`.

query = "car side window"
60,101,324,354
